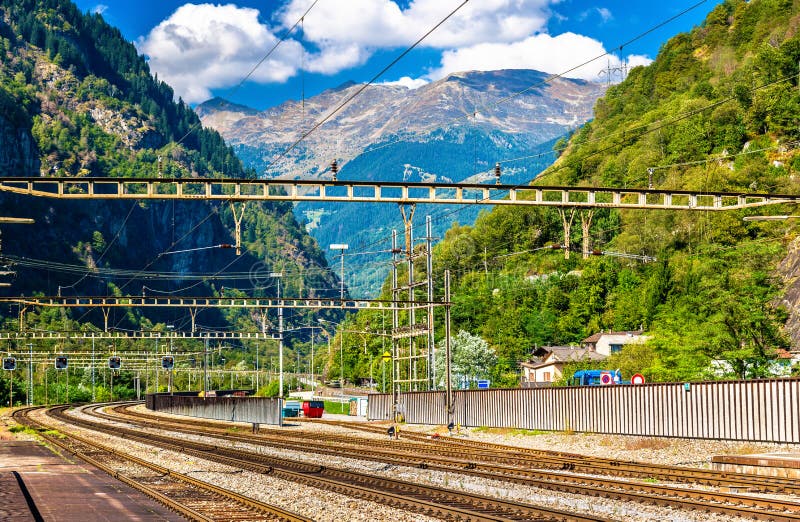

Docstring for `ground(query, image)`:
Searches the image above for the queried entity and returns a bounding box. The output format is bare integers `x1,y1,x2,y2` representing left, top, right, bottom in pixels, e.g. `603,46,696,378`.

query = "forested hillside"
341,0,800,387
0,0,339,334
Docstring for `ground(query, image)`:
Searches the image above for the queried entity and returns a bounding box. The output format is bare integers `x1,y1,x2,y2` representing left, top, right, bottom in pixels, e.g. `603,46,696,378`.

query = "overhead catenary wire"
265,0,472,171
170,0,322,152
351,0,710,165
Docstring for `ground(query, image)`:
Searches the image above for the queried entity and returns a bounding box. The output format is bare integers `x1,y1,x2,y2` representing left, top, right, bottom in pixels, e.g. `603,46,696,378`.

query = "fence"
147,393,283,425
368,378,800,443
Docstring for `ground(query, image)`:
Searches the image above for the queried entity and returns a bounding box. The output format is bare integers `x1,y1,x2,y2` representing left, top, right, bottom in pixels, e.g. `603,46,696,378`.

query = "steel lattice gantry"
0,331,281,341
0,176,799,210
0,296,434,311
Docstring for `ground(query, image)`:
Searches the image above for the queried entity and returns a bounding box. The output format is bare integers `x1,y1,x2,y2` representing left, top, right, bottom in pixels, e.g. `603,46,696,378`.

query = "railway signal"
161,355,174,370
108,356,121,369
55,355,68,370
2,357,15,371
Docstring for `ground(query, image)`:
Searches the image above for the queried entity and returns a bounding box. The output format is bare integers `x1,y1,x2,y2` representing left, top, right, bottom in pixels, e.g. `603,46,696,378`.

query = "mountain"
334,0,800,388
199,70,605,295
0,0,340,336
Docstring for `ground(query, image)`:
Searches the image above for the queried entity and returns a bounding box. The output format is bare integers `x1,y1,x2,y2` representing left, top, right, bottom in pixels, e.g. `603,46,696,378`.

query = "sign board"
2,357,15,371
631,373,646,385
600,372,613,385
477,379,490,389
381,351,391,361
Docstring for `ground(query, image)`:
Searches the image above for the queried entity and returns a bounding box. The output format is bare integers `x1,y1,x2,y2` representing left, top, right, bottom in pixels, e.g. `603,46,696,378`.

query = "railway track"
12,406,310,522
103,403,800,522
41,404,607,522
305,418,800,493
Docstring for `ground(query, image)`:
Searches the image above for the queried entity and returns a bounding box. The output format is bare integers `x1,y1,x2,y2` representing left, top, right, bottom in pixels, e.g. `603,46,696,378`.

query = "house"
521,346,607,386
581,330,648,357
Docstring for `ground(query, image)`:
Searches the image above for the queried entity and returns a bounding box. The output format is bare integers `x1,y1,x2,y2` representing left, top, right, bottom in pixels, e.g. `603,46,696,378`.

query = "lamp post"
269,272,284,397
329,244,348,303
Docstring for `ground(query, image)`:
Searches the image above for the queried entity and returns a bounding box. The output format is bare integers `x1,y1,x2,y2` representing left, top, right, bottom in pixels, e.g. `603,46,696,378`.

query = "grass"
9,425,38,436
623,437,672,451
471,426,548,436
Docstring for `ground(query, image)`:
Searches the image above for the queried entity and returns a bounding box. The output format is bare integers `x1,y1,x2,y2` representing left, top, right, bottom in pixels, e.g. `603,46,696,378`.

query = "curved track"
30,404,607,522
106,403,800,522
13,406,310,522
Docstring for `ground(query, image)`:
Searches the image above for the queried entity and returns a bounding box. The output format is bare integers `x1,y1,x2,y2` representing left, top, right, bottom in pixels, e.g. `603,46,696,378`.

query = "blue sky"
73,0,718,110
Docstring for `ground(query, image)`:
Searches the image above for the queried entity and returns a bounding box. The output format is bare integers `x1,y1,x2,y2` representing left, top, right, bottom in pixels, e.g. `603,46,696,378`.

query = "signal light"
161,355,174,370
55,356,68,370
108,356,121,370
2,357,16,371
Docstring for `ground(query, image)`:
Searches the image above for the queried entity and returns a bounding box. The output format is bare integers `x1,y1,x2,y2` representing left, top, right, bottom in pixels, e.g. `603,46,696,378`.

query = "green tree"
434,330,497,388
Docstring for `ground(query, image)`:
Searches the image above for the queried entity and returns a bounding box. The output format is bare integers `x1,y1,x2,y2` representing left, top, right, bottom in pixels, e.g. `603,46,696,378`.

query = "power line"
170,0,322,151
265,0,472,171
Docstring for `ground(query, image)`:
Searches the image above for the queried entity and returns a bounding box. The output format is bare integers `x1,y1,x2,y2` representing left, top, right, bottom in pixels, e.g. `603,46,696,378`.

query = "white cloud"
136,1,650,104
279,0,554,65
429,32,651,82
595,7,613,23
137,3,303,103
91,4,108,15
380,76,429,89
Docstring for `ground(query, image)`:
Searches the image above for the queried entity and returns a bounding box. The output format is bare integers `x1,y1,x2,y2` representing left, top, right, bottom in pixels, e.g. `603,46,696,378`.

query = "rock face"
777,236,800,347
0,115,39,175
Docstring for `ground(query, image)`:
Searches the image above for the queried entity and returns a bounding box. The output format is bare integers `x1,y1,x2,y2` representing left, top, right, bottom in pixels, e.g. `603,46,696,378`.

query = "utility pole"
27,343,32,406
269,272,284,397
91,337,95,402
203,337,209,396
444,270,453,427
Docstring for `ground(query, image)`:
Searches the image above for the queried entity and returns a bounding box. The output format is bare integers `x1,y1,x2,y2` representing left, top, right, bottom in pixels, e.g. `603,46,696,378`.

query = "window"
543,371,551,382
610,344,623,353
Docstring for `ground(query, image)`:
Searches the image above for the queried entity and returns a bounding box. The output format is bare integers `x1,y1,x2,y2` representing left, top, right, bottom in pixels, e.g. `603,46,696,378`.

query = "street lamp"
329,244,348,303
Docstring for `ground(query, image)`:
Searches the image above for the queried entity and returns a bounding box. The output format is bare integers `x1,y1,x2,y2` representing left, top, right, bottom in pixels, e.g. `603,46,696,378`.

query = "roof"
582,330,644,344
523,347,606,370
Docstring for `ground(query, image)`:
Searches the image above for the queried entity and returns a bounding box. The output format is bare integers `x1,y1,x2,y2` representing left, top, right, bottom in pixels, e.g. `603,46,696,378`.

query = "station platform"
712,452,800,479
0,439,185,521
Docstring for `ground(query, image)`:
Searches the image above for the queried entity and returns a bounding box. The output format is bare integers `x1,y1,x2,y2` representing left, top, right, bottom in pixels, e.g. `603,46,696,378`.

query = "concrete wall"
148,394,283,425
368,378,800,443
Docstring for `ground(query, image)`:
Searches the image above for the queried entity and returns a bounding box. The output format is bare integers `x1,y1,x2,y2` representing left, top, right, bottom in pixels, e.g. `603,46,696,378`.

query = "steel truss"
0,296,435,311
0,331,280,340
0,176,796,210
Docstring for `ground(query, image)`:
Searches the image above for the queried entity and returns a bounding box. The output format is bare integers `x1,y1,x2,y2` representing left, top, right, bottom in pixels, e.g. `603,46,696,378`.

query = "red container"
302,400,324,418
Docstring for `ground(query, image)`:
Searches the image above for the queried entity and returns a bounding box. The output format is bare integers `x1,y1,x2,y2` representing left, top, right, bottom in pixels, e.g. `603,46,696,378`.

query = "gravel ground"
13,405,800,522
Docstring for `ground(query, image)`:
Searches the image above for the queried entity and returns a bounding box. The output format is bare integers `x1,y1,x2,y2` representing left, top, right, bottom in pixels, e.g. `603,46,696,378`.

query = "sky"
72,0,719,110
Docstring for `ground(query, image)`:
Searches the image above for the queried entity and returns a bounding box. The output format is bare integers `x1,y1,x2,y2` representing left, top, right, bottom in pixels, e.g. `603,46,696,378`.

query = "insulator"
494,162,501,185
550,244,562,249
591,249,603,256
330,159,338,181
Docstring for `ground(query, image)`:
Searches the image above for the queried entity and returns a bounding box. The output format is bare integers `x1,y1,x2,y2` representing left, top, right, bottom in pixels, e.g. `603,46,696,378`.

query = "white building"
581,330,649,356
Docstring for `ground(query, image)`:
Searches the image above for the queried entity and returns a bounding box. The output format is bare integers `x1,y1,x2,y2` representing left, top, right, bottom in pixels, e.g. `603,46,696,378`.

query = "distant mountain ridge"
198,69,605,296
198,69,603,179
